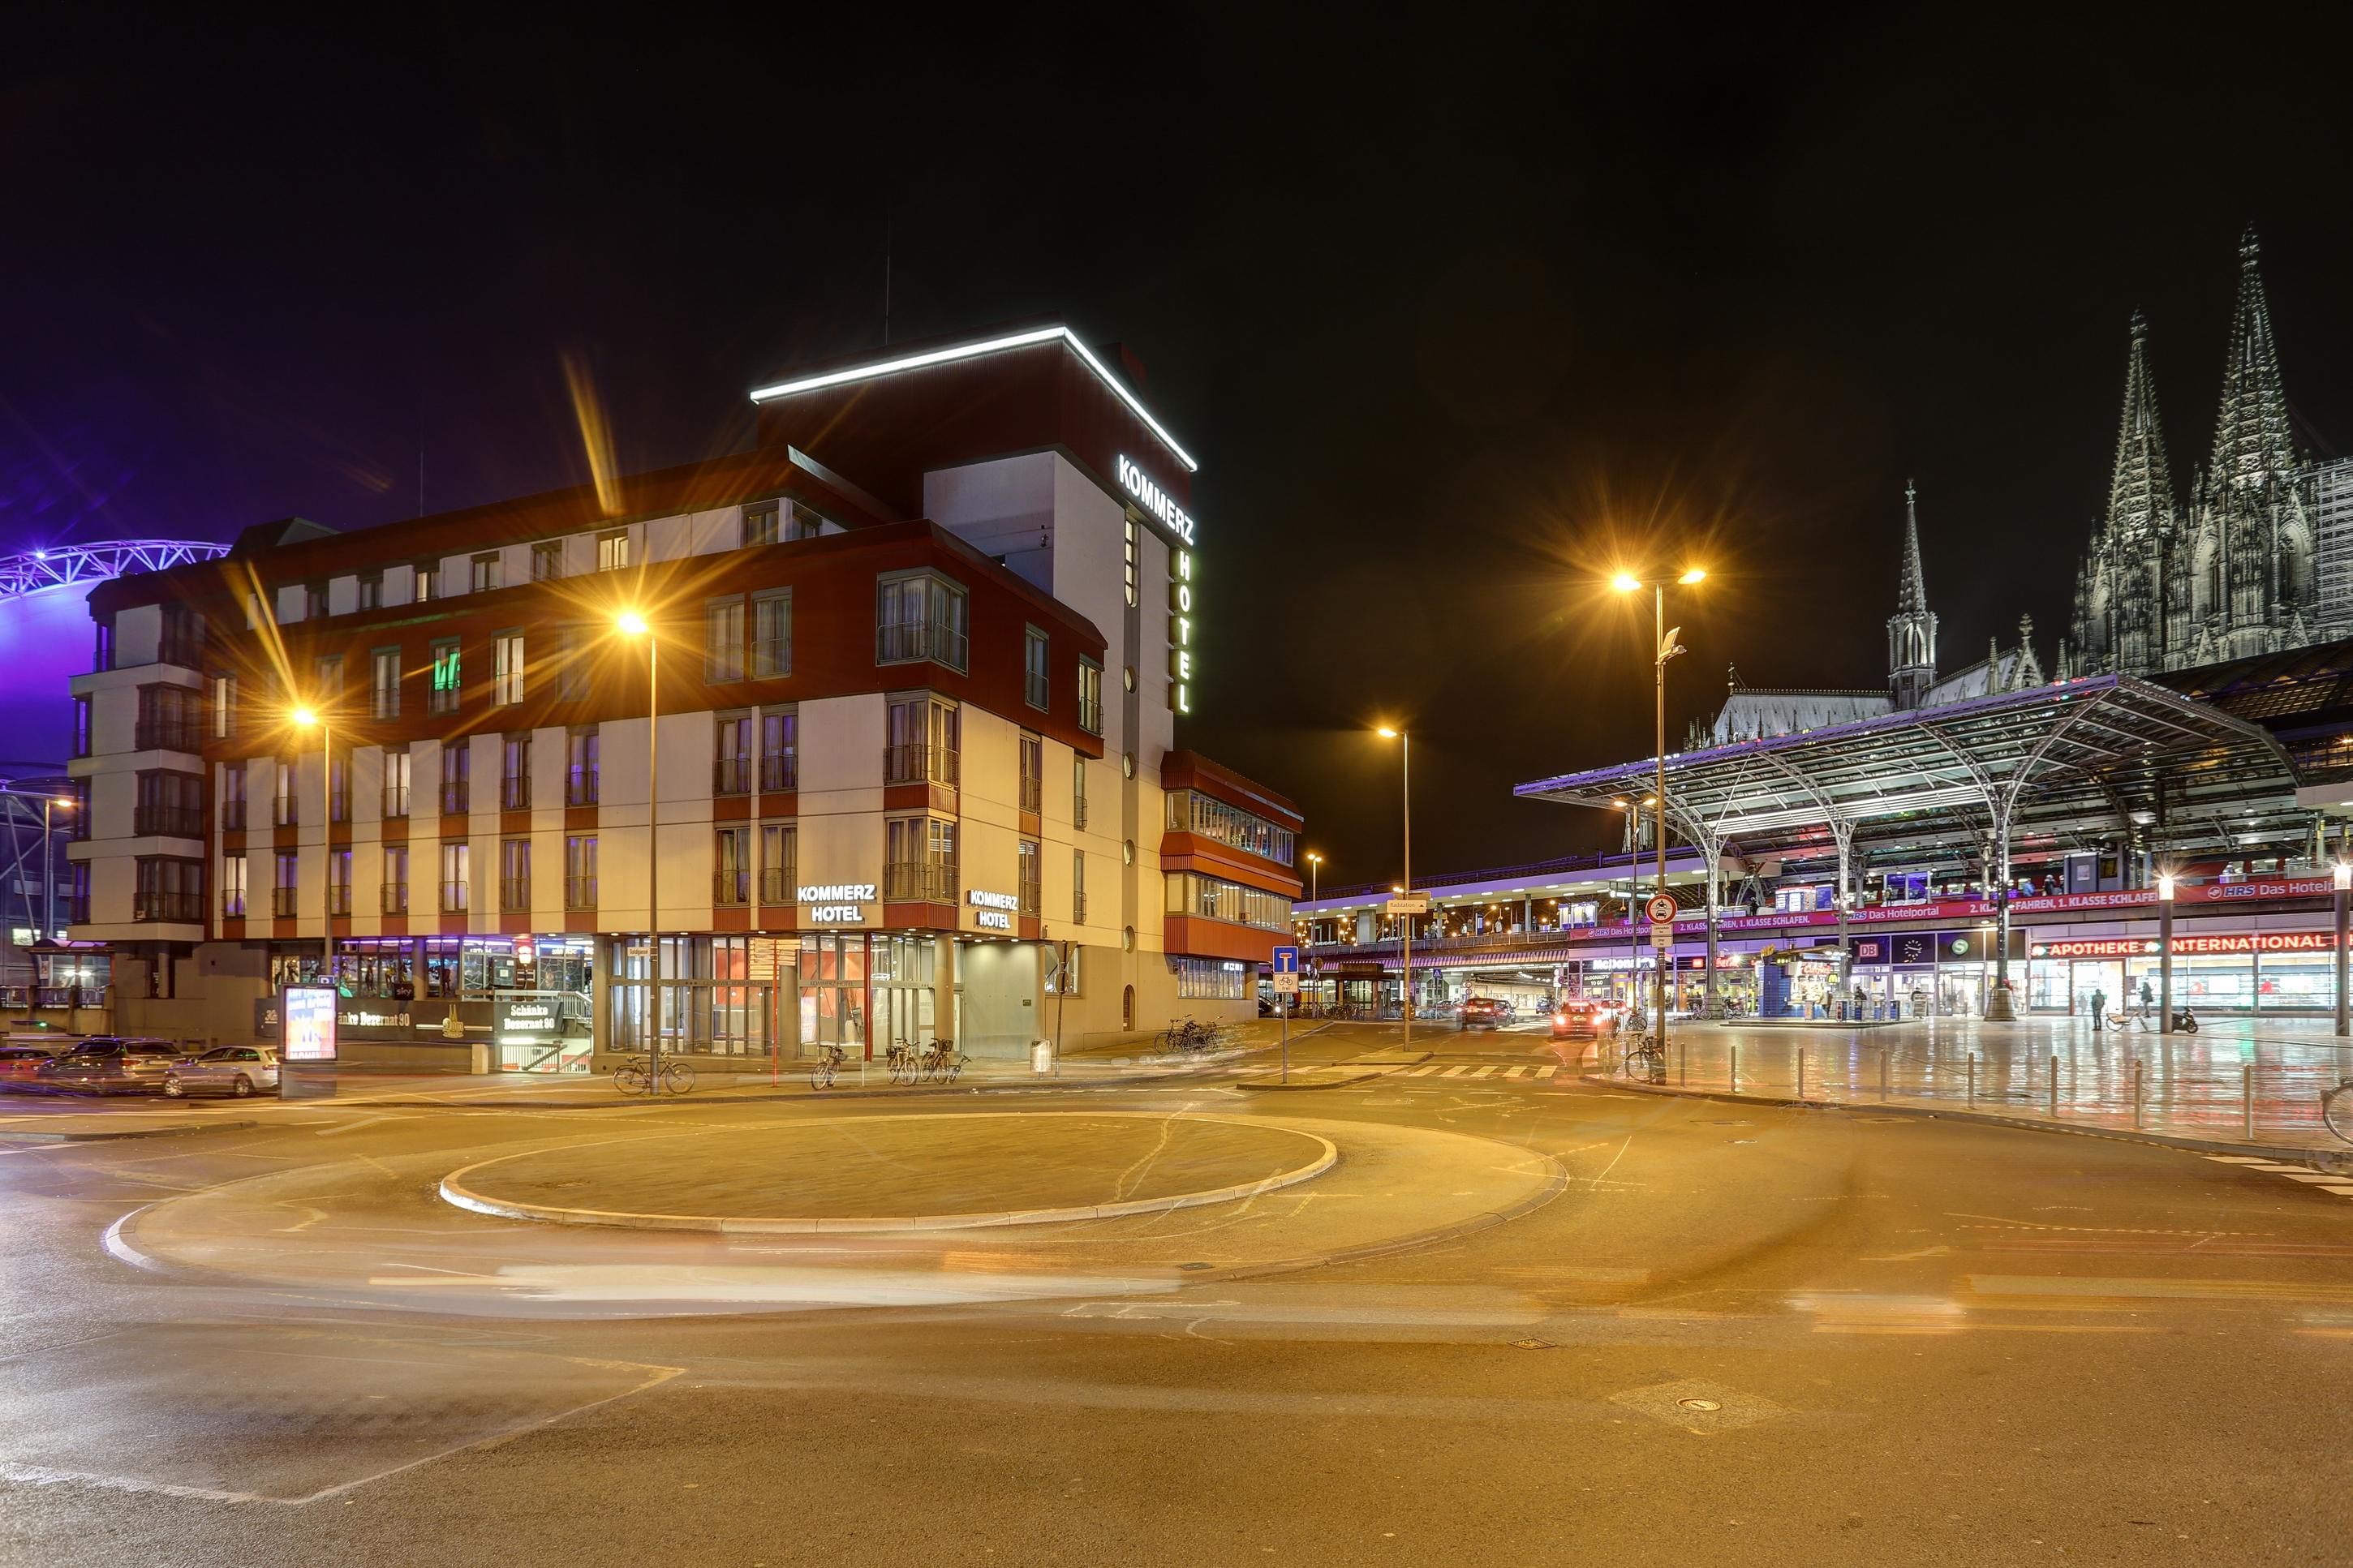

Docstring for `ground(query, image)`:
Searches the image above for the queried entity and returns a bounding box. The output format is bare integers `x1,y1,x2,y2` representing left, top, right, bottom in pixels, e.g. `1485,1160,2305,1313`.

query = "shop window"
1174,956,1251,1000
1045,943,1081,996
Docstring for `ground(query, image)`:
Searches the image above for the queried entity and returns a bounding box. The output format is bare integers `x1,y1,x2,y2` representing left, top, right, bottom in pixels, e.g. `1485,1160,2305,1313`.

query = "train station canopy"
1513,673,2301,879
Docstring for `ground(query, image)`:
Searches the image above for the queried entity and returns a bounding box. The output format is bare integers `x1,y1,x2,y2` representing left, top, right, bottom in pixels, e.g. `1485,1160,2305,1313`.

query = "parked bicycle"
1159,1016,1232,1055
886,1041,920,1086
809,1042,848,1091
919,1038,968,1085
613,1054,695,1097
2323,1075,2353,1145
1621,1030,1666,1085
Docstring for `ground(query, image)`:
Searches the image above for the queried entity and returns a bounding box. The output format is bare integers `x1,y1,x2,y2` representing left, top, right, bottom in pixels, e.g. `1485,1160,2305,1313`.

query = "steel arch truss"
0,541,229,603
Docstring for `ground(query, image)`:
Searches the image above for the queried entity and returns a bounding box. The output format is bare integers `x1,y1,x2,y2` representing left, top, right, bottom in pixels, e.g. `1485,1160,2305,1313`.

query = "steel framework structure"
0,541,229,603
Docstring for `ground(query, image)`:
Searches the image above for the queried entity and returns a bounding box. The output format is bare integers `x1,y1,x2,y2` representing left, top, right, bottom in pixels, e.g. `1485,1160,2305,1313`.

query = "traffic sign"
1385,895,1430,915
1270,945,1300,995
1645,894,1678,925
1650,924,1675,949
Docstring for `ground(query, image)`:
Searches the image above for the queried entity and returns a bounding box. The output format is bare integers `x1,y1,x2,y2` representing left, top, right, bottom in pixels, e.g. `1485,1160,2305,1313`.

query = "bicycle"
919,1038,967,1085
613,1054,695,1096
1621,1030,1666,1085
808,1042,847,1091
2322,1076,2353,1145
886,1041,920,1086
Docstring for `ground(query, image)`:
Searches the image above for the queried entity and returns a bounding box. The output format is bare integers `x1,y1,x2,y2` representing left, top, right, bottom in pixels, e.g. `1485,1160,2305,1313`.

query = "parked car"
33,1038,185,1095
1550,998,1620,1040
164,1046,280,1099
0,1045,58,1085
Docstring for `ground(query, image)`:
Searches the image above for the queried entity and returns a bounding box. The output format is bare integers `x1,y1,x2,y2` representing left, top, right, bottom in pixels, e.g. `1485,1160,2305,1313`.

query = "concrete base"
1985,986,2019,1022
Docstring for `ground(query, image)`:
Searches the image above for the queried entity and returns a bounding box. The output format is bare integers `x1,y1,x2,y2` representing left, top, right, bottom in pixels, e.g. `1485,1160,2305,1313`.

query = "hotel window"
786,501,827,540
1072,848,1086,924
328,750,349,823
1019,732,1043,814
1165,871,1293,932
303,582,329,621
93,614,115,672
133,857,204,924
884,814,957,902
440,741,470,814
493,632,525,706
1045,942,1081,996
556,626,589,702
73,694,92,758
222,762,247,830
136,682,202,751
884,694,959,786
327,848,352,916
759,707,797,792
566,726,600,805
1165,789,1297,866
596,529,630,572
1123,519,1137,607
370,647,402,719
428,638,462,715
272,850,299,917
753,588,791,678
1018,838,1041,917
356,571,382,611
134,770,205,838
531,540,562,581
875,570,969,672
714,827,751,905
1174,956,1250,1000
706,596,746,683
470,552,501,593
1072,754,1089,830
1078,658,1103,737
713,711,751,794
1024,625,1050,711
500,732,531,809
382,746,411,818
159,604,204,667
564,835,597,909
500,838,531,913
742,500,780,548
222,853,247,919
759,822,795,904
210,673,237,738
440,842,470,913
415,561,440,602
273,758,299,827
313,655,344,709
381,845,408,914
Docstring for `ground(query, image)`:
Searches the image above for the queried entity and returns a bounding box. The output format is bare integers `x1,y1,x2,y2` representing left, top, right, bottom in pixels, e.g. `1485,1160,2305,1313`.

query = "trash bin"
1030,1038,1055,1075
470,1041,492,1075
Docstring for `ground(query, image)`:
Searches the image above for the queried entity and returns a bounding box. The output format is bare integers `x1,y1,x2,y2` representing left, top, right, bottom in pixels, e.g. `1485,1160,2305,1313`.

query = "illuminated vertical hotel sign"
1116,454,1198,715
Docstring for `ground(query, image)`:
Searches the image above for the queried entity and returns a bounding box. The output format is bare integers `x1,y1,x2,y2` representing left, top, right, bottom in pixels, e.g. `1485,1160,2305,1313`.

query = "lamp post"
617,612,659,1074
1611,567,1706,1056
1305,851,1323,1016
289,706,330,981
2335,859,2350,1039
2157,872,2174,1034
1375,728,1412,1045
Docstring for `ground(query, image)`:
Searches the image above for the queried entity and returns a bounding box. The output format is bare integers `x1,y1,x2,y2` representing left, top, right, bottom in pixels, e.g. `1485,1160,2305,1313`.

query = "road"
3,1022,2350,1566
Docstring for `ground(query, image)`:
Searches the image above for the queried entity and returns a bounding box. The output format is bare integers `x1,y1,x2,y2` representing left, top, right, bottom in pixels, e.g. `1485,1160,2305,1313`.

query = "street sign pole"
1271,945,1301,1084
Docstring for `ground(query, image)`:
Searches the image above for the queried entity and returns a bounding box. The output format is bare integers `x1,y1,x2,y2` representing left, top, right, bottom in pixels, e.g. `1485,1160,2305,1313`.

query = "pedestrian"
2089,986,2106,1031
2139,977,2153,1012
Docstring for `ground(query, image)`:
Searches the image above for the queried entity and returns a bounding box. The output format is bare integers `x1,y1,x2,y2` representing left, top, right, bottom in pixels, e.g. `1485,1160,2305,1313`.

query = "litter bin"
1030,1038,1055,1075
470,1041,491,1075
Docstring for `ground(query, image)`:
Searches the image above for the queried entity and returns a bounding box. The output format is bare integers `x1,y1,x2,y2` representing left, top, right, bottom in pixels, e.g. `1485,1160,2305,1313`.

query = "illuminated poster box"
280,983,340,1063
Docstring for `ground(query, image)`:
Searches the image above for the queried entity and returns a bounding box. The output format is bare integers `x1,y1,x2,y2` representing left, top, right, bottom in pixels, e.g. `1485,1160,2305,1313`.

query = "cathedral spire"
1896,479,1928,614
2209,225,2295,493
2106,309,2175,538
1886,482,1938,708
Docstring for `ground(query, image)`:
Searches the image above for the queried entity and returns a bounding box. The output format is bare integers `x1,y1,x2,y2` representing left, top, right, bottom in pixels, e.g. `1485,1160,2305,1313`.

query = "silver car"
163,1046,280,1098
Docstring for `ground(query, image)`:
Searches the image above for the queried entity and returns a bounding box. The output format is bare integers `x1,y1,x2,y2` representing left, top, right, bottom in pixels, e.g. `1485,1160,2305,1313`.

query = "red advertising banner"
2030,930,2338,960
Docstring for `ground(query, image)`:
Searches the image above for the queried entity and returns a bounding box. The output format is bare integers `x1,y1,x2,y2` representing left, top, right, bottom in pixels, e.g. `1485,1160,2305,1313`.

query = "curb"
0,1119,258,1145
435,1111,1340,1234
1205,1145,1572,1282
1579,1072,2353,1172
1233,1050,1435,1092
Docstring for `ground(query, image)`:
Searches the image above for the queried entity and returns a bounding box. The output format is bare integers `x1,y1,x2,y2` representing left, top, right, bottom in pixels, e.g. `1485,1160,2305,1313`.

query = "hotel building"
67,324,1301,1068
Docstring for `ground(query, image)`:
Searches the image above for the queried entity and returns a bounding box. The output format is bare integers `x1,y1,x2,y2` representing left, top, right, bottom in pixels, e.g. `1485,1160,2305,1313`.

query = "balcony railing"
383,784,410,818
884,742,958,787
713,869,749,906
441,782,469,814
1019,878,1041,918
566,770,598,806
381,883,409,915
327,885,351,916
273,795,298,827
222,799,247,831
713,758,752,795
760,754,797,793
501,775,531,810
884,861,957,902
876,619,968,670
564,876,597,911
1019,775,1042,814
134,807,205,839
134,891,203,922
440,880,469,913
222,894,247,920
500,878,531,912
272,887,300,917
1073,795,1088,831
760,866,791,904
1073,891,1086,924
134,721,202,753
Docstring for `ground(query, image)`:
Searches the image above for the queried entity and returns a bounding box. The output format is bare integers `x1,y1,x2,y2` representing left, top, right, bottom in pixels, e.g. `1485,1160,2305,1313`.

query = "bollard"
1797,1050,1806,1101
1968,1052,1977,1105
2133,1058,2145,1128
2243,1063,2255,1142
1879,1047,1891,1102
1679,1040,1688,1088
1729,1043,1739,1093
2048,1053,2059,1119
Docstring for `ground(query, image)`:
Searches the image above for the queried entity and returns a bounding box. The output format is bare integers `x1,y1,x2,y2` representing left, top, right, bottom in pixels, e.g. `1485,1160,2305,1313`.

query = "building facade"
67,325,1300,1068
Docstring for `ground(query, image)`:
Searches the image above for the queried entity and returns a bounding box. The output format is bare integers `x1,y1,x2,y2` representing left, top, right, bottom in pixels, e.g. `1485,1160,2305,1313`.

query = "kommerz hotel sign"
798,883,876,923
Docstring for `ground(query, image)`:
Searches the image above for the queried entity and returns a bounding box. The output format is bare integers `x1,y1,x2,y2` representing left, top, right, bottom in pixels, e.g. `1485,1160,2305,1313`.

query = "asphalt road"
4,1023,2350,1566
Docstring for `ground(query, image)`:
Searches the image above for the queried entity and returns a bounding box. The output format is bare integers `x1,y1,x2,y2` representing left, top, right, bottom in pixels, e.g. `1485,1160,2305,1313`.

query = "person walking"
2139,977,2153,1013
2089,986,2107,1031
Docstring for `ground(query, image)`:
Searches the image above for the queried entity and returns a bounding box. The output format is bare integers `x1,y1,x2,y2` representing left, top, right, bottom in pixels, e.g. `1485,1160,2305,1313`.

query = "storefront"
2027,930,2341,1016
1848,928,2002,1017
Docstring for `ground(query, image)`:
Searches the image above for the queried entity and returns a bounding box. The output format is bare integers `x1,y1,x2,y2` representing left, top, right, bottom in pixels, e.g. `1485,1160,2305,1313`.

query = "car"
32,1037,185,1095
1461,998,1510,1029
1550,998,1620,1040
0,1045,58,1086
164,1046,280,1098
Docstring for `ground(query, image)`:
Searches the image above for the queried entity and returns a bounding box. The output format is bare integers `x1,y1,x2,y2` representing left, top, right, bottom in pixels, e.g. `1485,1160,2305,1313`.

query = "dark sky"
8,11,2351,888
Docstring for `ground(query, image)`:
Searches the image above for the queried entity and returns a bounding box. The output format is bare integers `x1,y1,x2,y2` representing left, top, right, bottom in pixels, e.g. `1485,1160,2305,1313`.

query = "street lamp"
616,611,659,1076
1611,567,1706,1061
45,796,71,939
1375,727,1411,1046
1304,850,1323,1016
288,705,330,981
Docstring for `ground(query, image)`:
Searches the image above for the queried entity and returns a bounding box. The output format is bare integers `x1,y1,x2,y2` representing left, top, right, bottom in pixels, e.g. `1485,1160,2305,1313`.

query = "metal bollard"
2243,1063,2255,1142
2132,1058,2145,1128
1679,1040,1687,1087
1729,1043,1738,1093
1797,1050,1806,1101
2048,1053,2059,1119
1879,1047,1891,1101
1968,1052,1977,1105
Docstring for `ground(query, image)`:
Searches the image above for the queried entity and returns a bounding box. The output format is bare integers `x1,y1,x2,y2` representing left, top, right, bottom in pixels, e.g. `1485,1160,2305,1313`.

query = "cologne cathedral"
2066,230,2317,676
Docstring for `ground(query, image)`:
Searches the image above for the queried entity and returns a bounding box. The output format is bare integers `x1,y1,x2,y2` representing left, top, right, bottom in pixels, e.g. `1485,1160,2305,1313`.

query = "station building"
66,324,1301,1068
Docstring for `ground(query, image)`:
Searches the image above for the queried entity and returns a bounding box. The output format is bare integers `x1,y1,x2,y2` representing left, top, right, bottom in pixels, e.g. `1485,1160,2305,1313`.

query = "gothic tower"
2071,310,2178,675
1887,482,1938,707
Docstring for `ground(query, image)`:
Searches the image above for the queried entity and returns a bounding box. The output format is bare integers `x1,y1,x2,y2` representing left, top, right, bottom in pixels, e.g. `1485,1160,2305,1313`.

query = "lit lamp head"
52,797,73,810
1610,573,1641,594
2336,861,2351,892
616,611,648,636
289,707,319,729
2157,874,2176,901
1375,726,1400,741
1678,568,1707,586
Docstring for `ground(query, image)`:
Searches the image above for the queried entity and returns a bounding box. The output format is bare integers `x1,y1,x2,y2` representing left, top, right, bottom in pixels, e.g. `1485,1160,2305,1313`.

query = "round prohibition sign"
1645,894,1679,925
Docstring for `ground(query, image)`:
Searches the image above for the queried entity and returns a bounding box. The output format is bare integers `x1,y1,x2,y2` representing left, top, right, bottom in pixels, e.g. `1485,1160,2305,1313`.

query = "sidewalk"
1592,1016,2353,1167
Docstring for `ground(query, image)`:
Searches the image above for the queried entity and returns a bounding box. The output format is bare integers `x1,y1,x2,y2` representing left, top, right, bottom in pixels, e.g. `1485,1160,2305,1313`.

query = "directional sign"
1645,894,1679,925
1270,944,1300,995
1650,924,1675,950
1385,895,1430,915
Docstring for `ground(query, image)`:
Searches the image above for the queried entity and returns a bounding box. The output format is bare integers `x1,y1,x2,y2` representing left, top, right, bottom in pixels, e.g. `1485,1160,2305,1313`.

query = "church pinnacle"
2106,309,2175,539
1887,481,1938,708
2209,224,2295,493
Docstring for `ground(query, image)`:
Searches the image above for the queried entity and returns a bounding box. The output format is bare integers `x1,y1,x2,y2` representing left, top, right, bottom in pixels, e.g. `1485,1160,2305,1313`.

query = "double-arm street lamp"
1611,568,1706,1062
615,611,660,1075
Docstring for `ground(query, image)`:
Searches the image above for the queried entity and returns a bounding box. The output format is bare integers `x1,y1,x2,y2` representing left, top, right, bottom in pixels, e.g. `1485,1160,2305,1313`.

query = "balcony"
327,885,351,917
564,876,597,911
713,869,749,906
381,883,409,916
383,784,410,819
759,755,797,793
566,770,598,807
500,878,531,913
713,758,752,796
271,887,300,917
441,782,469,814
439,880,469,913
501,775,531,810
884,742,958,787
133,721,202,754
876,619,968,671
134,807,205,839
884,861,957,902
760,866,791,904
222,799,247,831
133,891,204,923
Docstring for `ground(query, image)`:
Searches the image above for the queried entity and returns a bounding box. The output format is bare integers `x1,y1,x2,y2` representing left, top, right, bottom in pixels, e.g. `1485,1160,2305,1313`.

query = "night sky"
9,13,2351,887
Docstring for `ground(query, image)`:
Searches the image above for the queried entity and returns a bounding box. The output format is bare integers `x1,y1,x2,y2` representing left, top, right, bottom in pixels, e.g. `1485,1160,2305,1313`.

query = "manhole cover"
1677,1397,1723,1412
1730,1139,1757,1145
1608,1378,1787,1432
1176,1261,1215,1271
1512,1338,1556,1351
